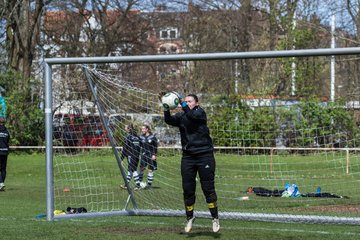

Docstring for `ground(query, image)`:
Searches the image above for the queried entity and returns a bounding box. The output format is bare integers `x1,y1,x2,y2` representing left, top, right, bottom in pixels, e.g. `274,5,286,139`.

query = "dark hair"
126,123,136,134
142,124,152,134
187,94,198,102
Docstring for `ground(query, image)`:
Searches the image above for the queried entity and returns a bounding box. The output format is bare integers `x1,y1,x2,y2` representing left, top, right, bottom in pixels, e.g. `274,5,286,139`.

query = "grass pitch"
0,152,360,240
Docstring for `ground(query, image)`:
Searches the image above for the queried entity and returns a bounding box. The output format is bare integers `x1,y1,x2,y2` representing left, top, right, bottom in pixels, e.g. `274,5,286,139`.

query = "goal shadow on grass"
180,231,221,238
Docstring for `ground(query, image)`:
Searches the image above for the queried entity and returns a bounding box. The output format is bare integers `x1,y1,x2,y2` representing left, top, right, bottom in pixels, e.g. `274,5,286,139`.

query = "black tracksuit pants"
181,152,217,207
0,155,8,183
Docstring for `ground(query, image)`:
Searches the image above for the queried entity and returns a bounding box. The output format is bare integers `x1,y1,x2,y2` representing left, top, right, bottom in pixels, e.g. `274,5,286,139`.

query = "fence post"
270,148,273,174
346,148,350,175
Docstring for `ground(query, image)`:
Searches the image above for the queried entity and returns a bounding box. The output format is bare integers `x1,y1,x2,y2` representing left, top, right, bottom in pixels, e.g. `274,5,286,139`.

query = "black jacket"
164,105,213,155
140,134,158,156
120,133,141,160
0,125,10,156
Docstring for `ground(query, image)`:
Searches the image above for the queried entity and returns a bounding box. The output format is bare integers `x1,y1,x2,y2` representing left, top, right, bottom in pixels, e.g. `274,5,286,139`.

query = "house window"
160,30,168,39
160,28,178,39
169,30,176,39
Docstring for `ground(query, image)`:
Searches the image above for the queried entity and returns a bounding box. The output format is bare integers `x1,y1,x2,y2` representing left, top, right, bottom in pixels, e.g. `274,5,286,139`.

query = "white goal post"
44,47,360,224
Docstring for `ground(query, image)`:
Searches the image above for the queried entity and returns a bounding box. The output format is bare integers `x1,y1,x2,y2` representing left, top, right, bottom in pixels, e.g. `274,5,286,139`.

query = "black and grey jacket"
164,105,213,155
120,133,141,160
140,134,158,156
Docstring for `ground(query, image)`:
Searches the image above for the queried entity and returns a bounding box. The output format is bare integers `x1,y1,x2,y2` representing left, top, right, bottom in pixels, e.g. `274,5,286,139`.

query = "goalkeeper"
120,124,142,190
162,93,220,233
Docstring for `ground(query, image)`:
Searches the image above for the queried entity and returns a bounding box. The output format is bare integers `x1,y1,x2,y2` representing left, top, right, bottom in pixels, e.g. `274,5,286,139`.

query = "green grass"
1,153,360,240
52,150,360,216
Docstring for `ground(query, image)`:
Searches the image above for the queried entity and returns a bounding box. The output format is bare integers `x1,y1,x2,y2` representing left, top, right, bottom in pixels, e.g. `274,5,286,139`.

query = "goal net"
47,52,360,224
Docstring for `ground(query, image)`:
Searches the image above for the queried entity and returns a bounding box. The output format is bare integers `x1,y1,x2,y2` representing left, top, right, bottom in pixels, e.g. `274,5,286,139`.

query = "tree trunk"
5,0,44,89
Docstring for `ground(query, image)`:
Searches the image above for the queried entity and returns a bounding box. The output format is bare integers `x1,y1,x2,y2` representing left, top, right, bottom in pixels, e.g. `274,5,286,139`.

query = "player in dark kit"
138,124,158,190
120,124,141,190
163,93,220,233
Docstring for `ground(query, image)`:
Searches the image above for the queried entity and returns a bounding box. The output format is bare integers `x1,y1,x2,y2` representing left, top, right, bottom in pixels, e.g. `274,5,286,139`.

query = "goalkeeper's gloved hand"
172,91,186,109
181,101,187,108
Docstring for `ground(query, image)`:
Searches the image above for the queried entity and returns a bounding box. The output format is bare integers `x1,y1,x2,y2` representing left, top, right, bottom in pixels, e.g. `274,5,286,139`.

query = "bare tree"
344,0,360,100
44,0,152,57
3,0,50,87
346,0,360,38
181,1,268,94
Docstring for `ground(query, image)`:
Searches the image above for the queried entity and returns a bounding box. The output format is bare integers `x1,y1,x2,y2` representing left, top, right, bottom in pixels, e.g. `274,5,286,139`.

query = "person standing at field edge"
0,116,10,191
162,93,220,233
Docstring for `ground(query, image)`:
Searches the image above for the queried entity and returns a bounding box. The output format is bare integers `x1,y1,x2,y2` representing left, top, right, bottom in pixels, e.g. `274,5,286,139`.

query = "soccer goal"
44,48,360,224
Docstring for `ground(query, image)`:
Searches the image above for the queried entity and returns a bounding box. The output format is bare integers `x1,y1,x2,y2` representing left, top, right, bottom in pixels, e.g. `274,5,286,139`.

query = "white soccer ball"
161,92,180,110
140,181,147,189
